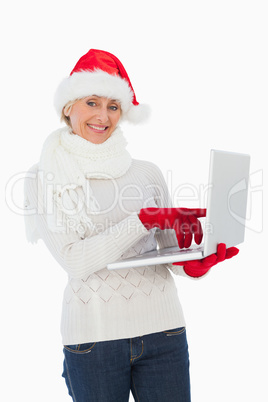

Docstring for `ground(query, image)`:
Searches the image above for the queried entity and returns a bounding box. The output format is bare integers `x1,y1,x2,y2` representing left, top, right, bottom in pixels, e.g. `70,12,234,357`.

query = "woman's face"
67,96,121,144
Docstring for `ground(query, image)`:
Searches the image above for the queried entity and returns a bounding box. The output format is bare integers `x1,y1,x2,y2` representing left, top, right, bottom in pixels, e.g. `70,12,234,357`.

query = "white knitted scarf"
26,126,132,240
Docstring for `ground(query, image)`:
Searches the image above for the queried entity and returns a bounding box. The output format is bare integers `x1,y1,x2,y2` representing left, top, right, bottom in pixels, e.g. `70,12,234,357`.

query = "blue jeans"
62,327,191,401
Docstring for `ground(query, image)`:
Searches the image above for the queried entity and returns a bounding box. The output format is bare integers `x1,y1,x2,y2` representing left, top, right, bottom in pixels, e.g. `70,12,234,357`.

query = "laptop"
107,149,250,270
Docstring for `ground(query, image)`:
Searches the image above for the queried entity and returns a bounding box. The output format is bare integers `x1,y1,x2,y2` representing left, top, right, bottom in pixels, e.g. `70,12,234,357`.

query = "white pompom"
124,104,151,124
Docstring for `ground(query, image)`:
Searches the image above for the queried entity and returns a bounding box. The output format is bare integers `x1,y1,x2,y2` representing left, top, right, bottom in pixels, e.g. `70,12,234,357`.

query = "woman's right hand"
138,207,206,248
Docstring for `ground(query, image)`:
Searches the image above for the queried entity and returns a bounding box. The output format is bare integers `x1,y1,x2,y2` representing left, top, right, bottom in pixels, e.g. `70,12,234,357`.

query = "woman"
24,49,238,402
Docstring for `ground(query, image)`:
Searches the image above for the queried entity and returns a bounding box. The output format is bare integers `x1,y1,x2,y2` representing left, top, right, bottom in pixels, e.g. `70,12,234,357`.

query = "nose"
96,106,109,123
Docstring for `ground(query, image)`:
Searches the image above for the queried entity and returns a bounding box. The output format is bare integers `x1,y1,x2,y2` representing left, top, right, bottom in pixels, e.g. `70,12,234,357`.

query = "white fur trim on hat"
54,70,150,124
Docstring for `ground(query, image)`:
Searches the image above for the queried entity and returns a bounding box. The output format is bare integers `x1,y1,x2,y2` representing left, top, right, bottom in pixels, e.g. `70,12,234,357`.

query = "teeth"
88,125,107,131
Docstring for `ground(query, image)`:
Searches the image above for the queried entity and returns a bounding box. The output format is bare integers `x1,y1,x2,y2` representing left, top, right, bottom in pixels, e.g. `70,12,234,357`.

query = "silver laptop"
107,149,250,270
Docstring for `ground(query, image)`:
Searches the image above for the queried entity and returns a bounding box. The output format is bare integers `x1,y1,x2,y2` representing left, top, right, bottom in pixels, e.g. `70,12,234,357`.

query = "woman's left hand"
173,243,239,278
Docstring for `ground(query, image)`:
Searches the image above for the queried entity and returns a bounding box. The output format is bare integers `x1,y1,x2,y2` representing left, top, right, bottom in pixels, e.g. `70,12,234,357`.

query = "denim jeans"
62,327,191,402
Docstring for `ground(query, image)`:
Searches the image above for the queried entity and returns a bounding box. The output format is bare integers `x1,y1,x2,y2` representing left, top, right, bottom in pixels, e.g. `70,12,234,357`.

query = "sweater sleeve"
24,166,149,280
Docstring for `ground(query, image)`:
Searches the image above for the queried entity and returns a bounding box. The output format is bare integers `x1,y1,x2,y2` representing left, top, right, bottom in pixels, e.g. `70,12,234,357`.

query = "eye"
109,105,120,111
87,101,96,107
109,106,118,111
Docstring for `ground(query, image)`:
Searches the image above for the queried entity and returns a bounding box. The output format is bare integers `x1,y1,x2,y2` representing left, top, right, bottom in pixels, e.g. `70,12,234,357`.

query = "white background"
2,0,267,401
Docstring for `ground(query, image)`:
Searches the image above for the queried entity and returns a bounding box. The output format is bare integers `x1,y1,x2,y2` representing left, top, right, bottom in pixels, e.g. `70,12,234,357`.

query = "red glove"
173,243,239,278
139,207,206,248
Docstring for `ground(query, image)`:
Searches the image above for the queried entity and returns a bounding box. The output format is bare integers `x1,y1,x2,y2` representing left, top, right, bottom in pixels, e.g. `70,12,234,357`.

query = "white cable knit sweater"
25,153,187,345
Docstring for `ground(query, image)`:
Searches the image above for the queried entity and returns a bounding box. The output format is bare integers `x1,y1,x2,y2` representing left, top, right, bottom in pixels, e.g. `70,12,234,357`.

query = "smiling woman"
66,96,121,144
23,48,237,402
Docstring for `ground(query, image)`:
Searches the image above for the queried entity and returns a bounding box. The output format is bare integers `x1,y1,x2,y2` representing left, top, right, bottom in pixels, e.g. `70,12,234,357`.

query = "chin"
88,134,110,144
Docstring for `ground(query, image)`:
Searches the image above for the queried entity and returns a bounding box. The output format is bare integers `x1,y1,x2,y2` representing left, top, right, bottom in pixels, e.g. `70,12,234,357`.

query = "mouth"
87,124,108,132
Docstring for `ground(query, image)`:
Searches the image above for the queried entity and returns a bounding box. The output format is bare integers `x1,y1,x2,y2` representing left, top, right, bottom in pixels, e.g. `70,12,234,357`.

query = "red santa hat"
54,49,150,124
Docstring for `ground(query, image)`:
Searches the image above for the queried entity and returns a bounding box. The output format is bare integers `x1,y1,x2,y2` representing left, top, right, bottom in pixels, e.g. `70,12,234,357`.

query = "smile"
87,124,108,131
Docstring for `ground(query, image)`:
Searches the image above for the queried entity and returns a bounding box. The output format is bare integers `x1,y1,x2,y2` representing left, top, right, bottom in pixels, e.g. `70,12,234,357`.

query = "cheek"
69,110,86,128
112,110,121,126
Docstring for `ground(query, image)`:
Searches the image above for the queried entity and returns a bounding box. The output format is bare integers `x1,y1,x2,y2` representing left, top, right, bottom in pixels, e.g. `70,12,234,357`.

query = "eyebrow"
88,95,120,103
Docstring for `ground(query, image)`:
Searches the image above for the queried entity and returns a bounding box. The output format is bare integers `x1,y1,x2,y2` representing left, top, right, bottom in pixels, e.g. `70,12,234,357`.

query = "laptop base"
107,245,204,270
